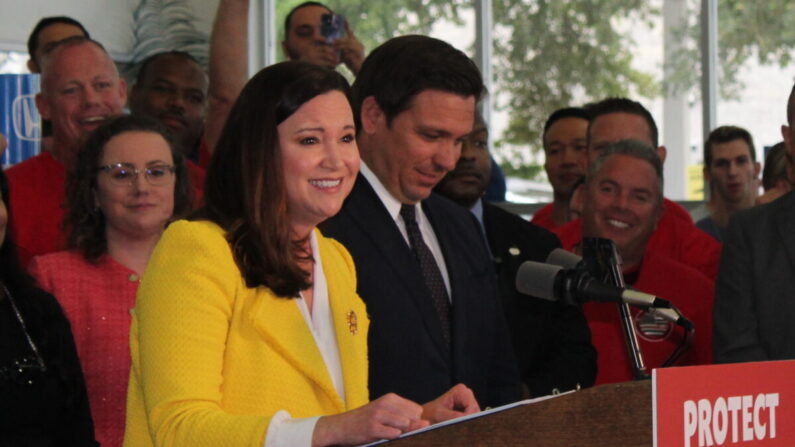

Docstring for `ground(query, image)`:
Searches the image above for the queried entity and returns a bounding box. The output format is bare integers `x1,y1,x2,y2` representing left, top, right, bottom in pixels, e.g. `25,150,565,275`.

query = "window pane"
0,51,28,74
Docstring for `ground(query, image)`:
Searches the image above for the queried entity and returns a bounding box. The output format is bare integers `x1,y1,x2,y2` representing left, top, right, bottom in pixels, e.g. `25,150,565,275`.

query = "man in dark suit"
713,84,795,362
435,112,596,397
321,35,520,416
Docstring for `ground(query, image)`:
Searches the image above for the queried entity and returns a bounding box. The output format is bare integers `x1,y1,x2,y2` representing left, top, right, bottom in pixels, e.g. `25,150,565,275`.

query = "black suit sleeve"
518,298,596,396
485,287,524,406
446,204,521,408
713,211,768,363
483,203,596,397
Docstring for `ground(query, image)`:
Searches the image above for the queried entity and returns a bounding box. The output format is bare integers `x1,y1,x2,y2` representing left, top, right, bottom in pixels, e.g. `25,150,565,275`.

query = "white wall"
0,0,219,61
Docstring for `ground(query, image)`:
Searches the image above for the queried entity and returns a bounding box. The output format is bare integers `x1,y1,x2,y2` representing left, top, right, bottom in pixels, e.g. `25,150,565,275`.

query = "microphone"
647,306,694,331
546,247,583,269
516,260,672,308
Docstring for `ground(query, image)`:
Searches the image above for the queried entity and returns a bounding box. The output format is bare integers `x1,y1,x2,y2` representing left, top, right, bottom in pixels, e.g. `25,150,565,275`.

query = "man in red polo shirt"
572,139,713,384
556,97,721,280
8,37,127,266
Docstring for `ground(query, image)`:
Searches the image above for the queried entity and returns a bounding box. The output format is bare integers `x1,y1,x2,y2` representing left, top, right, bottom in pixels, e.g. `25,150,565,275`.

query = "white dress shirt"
359,162,452,297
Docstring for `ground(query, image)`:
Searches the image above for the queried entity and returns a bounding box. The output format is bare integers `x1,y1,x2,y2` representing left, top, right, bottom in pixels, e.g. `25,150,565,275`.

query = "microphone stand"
583,238,649,380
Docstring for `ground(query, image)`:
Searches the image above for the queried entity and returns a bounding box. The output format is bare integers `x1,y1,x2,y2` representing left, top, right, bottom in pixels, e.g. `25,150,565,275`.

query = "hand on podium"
422,383,481,423
313,393,429,446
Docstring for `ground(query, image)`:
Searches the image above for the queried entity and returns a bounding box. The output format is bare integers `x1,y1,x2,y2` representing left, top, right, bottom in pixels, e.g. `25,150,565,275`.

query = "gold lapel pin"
509,246,521,256
347,310,358,335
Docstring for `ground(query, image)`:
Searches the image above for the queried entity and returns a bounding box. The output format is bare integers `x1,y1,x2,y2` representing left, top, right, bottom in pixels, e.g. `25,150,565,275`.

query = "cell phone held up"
320,13,346,43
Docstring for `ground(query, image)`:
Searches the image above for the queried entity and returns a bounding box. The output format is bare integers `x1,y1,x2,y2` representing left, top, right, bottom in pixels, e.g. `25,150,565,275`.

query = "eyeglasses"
98,163,176,187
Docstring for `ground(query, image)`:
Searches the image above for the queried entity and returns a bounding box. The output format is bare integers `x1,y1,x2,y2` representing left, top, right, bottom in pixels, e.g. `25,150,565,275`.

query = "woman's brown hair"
65,114,192,262
200,61,352,297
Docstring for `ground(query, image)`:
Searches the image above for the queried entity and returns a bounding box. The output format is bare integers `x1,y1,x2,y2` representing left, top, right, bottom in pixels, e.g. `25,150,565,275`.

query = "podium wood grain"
386,381,652,446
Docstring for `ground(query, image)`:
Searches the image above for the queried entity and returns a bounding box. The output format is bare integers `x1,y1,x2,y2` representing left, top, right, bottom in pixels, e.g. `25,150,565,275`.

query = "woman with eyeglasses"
0,165,98,446
29,115,193,447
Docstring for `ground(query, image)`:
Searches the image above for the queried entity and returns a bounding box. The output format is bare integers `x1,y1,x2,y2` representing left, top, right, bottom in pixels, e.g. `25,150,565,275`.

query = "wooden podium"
385,381,652,447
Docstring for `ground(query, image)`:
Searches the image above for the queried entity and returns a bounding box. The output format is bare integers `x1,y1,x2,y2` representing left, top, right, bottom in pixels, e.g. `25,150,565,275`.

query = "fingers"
313,394,425,446
428,406,465,422
367,419,403,440
422,383,481,423
407,418,430,432
373,393,424,421
334,35,364,75
333,23,363,55
333,36,353,50
366,393,426,438
449,383,480,414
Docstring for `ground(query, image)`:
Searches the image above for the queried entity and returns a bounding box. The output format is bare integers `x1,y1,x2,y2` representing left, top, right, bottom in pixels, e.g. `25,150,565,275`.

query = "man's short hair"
787,83,795,126
352,35,483,128
704,125,756,167
135,51,203,87
585,97,659,148
588,139,664,196
27,16,90,59
38,36,109,83
762,142,789,191
543,106,590,138
43,35,107,57
283,1,331,38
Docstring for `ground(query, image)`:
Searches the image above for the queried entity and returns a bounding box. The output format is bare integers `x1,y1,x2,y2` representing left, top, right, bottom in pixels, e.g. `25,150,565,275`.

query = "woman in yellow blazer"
124,61,442,447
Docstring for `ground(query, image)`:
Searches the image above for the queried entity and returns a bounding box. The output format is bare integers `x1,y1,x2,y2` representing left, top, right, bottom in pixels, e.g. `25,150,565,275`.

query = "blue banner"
0,74,41,166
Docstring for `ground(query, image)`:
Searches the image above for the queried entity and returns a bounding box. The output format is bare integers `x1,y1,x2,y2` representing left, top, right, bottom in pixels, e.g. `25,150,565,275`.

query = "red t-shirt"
6,152,67,267
664,198,693,223
186,159,205,206
647,200,720,280
198,136,212,169
584,253,714,385
530,203,558,231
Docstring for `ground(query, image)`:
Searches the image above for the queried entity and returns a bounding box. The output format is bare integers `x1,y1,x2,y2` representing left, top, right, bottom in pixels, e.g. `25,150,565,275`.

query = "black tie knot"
400,203,417,224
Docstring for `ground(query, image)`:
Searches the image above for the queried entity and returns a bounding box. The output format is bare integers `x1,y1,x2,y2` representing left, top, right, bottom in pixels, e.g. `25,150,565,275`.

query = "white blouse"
263,231,345,447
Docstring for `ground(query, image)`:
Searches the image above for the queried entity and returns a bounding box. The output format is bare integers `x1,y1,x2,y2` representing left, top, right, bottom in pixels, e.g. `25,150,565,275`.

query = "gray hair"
588,139,664,197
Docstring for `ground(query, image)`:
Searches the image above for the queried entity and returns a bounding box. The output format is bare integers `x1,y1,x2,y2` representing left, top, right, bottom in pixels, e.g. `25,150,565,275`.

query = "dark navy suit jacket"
714,190,795,362
321,175,521,407
483,202,596,396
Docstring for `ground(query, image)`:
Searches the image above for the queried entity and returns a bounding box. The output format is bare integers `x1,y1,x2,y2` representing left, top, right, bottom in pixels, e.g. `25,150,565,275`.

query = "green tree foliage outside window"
277,1,795,181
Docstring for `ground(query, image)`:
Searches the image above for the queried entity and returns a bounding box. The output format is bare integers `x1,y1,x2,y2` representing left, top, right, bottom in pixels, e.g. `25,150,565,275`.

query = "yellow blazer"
124,220,370,447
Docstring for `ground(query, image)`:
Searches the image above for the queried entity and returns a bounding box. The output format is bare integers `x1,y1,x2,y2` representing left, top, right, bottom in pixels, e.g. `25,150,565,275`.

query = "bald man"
7,37,126,265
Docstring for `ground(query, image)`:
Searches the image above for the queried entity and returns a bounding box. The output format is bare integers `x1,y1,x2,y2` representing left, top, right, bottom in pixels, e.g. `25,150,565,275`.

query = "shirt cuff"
264,410,321,447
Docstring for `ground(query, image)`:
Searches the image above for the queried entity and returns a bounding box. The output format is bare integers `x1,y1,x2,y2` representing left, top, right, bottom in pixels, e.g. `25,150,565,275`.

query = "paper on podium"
358,390,575,446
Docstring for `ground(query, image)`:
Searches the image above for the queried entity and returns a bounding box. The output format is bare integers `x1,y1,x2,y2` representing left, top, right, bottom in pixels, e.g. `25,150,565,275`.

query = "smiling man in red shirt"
576,139,714,384
7,37,126,265
556,97,722,281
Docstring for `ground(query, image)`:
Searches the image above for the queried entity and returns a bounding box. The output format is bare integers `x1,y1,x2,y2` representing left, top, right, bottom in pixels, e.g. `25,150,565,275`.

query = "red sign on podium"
653,360,795,447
